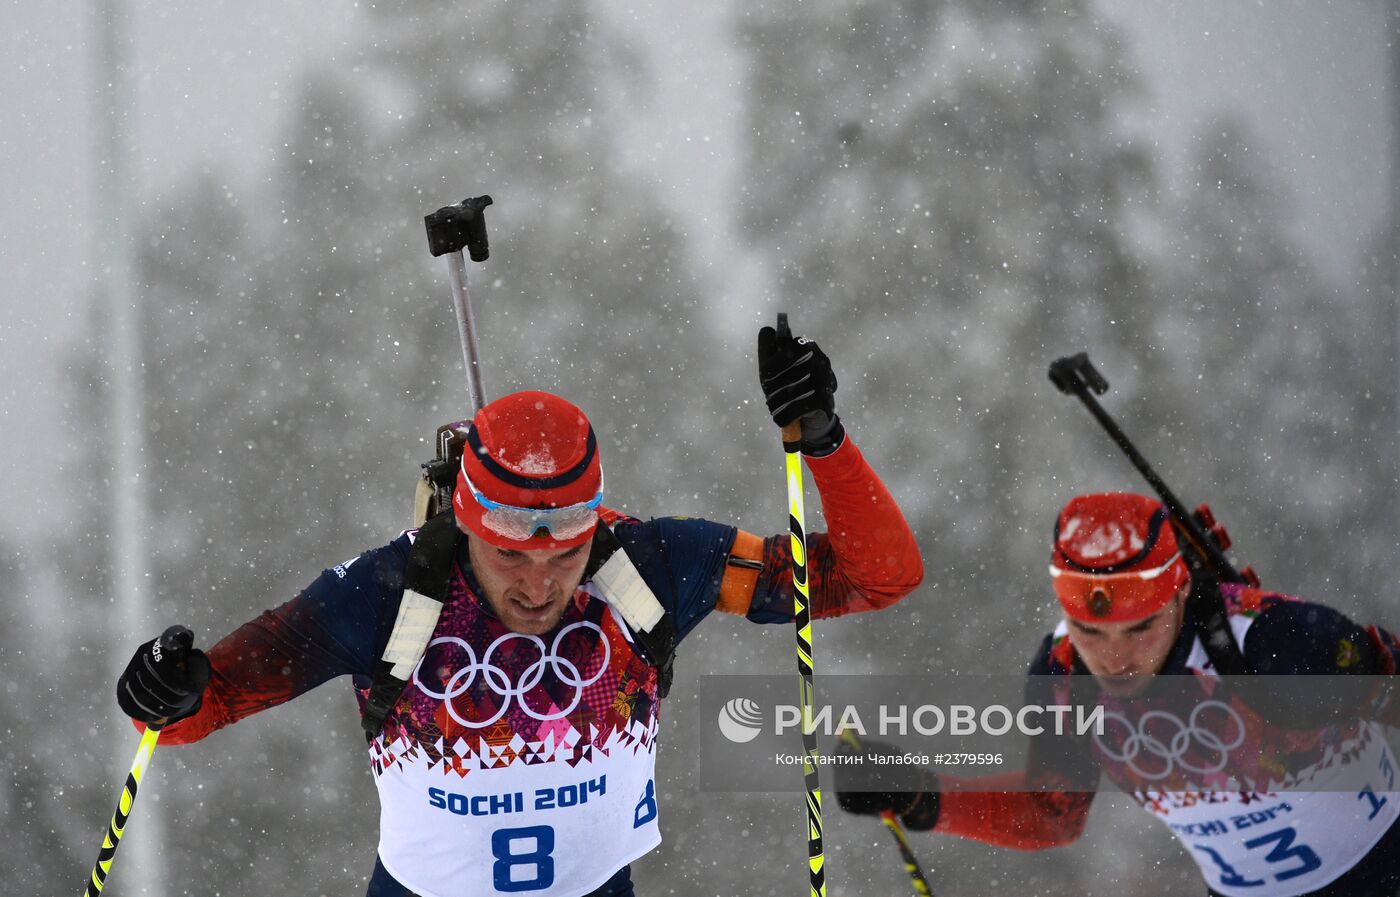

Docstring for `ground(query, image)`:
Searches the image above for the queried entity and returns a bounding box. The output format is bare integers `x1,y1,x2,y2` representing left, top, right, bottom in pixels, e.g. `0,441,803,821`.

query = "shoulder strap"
585,522,677,698
360,511,460,740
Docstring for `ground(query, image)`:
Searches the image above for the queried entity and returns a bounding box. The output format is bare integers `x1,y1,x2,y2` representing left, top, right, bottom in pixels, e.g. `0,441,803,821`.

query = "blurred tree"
1153,117,1395,615
0,541,73,895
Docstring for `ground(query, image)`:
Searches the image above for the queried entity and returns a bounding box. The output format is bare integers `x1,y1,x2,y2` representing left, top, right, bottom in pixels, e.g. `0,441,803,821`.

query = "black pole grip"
425,195,493,260
776,312,791,340
158,624,195,667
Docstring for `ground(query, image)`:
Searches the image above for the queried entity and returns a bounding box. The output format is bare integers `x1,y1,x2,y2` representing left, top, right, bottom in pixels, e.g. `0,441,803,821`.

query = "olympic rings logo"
1093,699,1246,781
411,622,609,729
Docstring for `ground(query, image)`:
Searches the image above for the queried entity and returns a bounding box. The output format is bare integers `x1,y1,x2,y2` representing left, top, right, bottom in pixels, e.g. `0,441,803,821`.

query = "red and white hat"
453,391,604,550
1049,493,1188,622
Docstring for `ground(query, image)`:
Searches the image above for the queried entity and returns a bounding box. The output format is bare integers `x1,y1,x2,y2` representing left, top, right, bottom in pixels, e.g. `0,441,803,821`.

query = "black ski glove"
757,325,844,456
117,625,211,726
833,738,941,830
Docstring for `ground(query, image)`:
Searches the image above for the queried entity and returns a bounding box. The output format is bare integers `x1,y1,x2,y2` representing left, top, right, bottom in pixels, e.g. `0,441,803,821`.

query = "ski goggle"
1049,552,1187,622
459,465,604,542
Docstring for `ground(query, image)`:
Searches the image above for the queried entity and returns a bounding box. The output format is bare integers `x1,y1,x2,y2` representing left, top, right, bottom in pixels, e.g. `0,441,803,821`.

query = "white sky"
1,0,1391,556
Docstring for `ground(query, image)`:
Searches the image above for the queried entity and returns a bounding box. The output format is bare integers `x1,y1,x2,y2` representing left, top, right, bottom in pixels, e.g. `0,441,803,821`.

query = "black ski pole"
838,729,934,897
424,195,493,415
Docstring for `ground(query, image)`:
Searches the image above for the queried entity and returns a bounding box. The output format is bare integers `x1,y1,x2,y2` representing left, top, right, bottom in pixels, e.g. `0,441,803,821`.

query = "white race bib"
1146,725,1399,897
374,723,660,897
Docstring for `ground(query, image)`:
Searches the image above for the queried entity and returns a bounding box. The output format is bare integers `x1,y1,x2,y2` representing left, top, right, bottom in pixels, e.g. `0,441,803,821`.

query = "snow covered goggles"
1049,551,1187,622
459,465,604,542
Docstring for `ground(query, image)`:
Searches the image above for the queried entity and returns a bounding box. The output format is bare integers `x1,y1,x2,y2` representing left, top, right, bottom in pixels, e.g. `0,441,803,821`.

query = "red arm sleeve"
934,770,1096,850
803,437,924,617
929,666,1099,851
152,602,349,745
719,436,923,621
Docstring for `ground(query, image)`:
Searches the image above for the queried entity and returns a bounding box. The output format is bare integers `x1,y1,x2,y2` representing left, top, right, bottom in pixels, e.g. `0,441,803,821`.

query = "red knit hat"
453,391,604,550
1049,493,1189,622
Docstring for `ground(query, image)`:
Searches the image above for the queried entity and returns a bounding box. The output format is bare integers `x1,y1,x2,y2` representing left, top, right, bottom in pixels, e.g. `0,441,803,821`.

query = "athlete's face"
466,532,591,635
1065,587,1187,696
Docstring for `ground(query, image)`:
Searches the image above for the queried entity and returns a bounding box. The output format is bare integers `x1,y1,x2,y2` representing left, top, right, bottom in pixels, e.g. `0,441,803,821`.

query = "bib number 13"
492,825,555,892
1195,826,1321,888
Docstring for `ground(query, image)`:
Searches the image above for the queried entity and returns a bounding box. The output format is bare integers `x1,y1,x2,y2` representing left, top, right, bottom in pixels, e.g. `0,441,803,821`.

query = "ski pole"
82,725,161,896
424,195,494,415
837,729,934,897
776,312,826,897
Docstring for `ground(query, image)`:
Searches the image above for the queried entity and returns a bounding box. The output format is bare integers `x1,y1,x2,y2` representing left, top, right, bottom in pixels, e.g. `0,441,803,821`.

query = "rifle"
1048,352,1258,674
414,195,494,527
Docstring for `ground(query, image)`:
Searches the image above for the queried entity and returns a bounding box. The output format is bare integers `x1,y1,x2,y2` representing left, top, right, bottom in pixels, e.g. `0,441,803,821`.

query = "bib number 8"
492,825,555,892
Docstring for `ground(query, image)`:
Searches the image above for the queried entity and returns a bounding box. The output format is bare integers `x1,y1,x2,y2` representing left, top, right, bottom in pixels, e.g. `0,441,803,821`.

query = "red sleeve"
148,606,327,745
931,686,1099,851
934,770,1096,850
720,436,924,621
802,437,924,617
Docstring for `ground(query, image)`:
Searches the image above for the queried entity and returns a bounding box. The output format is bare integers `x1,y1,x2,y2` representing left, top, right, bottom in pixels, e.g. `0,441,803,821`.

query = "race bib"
375,735,660,897
1148,726,1399,897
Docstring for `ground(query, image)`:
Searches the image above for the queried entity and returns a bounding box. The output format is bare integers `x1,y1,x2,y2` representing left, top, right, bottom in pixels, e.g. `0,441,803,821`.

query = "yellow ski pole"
83,725,161,896
776,312,826,897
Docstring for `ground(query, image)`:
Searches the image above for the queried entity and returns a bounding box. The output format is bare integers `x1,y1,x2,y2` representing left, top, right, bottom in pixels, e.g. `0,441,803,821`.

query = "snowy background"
2,1,1395,894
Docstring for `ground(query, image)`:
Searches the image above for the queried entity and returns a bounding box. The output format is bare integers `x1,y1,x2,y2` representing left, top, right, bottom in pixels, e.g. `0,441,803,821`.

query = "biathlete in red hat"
112,325,924,897
836,492,1400,897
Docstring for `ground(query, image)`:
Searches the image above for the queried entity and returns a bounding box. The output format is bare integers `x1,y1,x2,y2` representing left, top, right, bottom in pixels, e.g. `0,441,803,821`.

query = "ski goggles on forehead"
460,466,604,542
1049,551,1186,620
